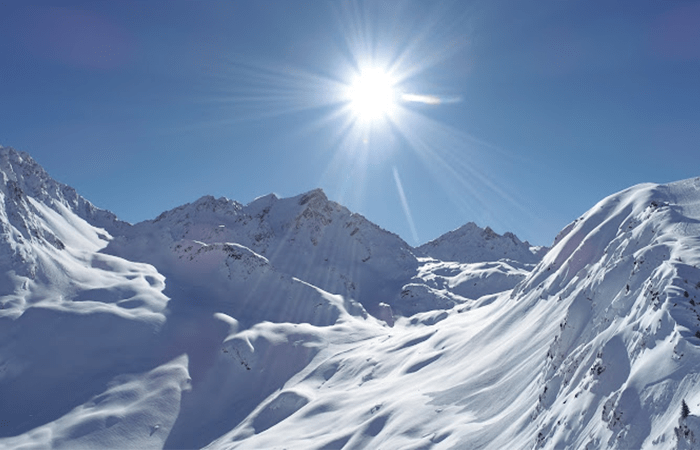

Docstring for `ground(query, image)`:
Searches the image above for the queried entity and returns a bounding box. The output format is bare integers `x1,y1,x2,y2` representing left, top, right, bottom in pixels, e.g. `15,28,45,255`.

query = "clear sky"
1,1,698,246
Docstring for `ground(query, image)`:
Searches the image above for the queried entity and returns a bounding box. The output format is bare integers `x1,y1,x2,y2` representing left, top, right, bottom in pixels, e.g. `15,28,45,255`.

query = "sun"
346,67,398,123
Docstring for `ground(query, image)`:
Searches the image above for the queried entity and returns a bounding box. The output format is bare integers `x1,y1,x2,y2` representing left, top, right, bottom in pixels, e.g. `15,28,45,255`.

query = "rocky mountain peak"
417,220,545,264
0,147,59,211
0,146,123,234
297,188,326,205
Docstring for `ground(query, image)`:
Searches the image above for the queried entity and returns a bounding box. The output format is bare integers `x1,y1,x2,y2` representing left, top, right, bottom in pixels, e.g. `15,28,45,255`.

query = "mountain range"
0,145,699,449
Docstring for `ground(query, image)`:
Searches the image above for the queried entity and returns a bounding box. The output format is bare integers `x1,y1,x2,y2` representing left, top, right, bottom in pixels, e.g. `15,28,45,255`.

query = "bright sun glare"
215,3,479,244
346,68,397,123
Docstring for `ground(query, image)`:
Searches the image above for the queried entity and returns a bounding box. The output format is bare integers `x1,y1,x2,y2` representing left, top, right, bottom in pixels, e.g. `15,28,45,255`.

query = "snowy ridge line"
0,146,127,232
2,144,700,449
519,178,700,449
417,220,548,265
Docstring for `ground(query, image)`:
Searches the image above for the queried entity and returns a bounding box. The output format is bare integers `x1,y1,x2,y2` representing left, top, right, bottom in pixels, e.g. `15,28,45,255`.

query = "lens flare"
194,2,540,246
346,68,397,123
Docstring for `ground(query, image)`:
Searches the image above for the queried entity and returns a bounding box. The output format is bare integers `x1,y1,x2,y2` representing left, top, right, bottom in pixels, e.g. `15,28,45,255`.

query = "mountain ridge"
2,145,700,449
417,220,547,264
0,146,541,256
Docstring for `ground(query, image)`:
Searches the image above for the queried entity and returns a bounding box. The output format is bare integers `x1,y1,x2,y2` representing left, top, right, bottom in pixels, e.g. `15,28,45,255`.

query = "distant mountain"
417,221,547,264
2,145,698,450
104,188,418,320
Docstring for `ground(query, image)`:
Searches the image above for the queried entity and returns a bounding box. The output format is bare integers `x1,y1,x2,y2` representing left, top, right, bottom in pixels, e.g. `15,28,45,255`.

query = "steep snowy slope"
5,145,698,450
0,148,172,443
0,146,543,450
0,147,363,448
0,147,167,322
518,178,700,449
201,178,700,450
0,148,127,285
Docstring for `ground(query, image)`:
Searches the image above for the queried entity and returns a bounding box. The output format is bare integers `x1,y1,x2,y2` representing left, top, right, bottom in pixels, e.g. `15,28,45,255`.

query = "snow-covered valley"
1,146,700,449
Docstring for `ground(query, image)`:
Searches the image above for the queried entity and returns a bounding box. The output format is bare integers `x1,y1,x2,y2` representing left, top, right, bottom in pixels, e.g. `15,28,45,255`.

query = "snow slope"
104,189,416,319
2,145,700,450
519,179,700,449
202,179,700,450
0,148,169,445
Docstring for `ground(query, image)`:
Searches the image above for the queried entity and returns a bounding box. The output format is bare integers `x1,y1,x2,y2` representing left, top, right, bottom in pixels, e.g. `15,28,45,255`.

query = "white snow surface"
1,146,700,449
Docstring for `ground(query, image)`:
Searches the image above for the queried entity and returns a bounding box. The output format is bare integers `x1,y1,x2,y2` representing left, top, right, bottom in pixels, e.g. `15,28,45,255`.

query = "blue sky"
1,1,698,246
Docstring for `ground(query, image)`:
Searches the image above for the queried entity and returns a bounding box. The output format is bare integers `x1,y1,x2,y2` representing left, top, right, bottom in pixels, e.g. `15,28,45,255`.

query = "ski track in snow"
1,146,700,449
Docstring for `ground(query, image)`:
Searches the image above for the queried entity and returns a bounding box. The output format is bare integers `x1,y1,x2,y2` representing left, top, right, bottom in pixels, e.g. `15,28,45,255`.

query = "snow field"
2,147,700,449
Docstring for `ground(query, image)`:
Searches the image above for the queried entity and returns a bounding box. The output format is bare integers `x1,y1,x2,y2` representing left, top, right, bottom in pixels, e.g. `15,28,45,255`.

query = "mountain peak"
0,146,123,233
417,220,545,264
1,146,55,200
297,188,327,206
191,195,243,214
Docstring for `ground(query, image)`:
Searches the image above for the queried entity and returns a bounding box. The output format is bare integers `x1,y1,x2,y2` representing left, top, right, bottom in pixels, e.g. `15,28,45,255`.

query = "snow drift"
1,145,699,449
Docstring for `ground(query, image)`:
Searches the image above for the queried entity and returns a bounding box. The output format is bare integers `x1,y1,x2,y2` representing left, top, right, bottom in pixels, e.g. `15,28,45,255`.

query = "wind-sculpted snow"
0,148,167,321
388,258,532,316
3,145,700,449
515,178,700,449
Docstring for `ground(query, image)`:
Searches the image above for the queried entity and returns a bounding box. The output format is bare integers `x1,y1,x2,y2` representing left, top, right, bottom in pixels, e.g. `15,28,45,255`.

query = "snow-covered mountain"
417,221,546,264
1,145,699,450
103,188,417,321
